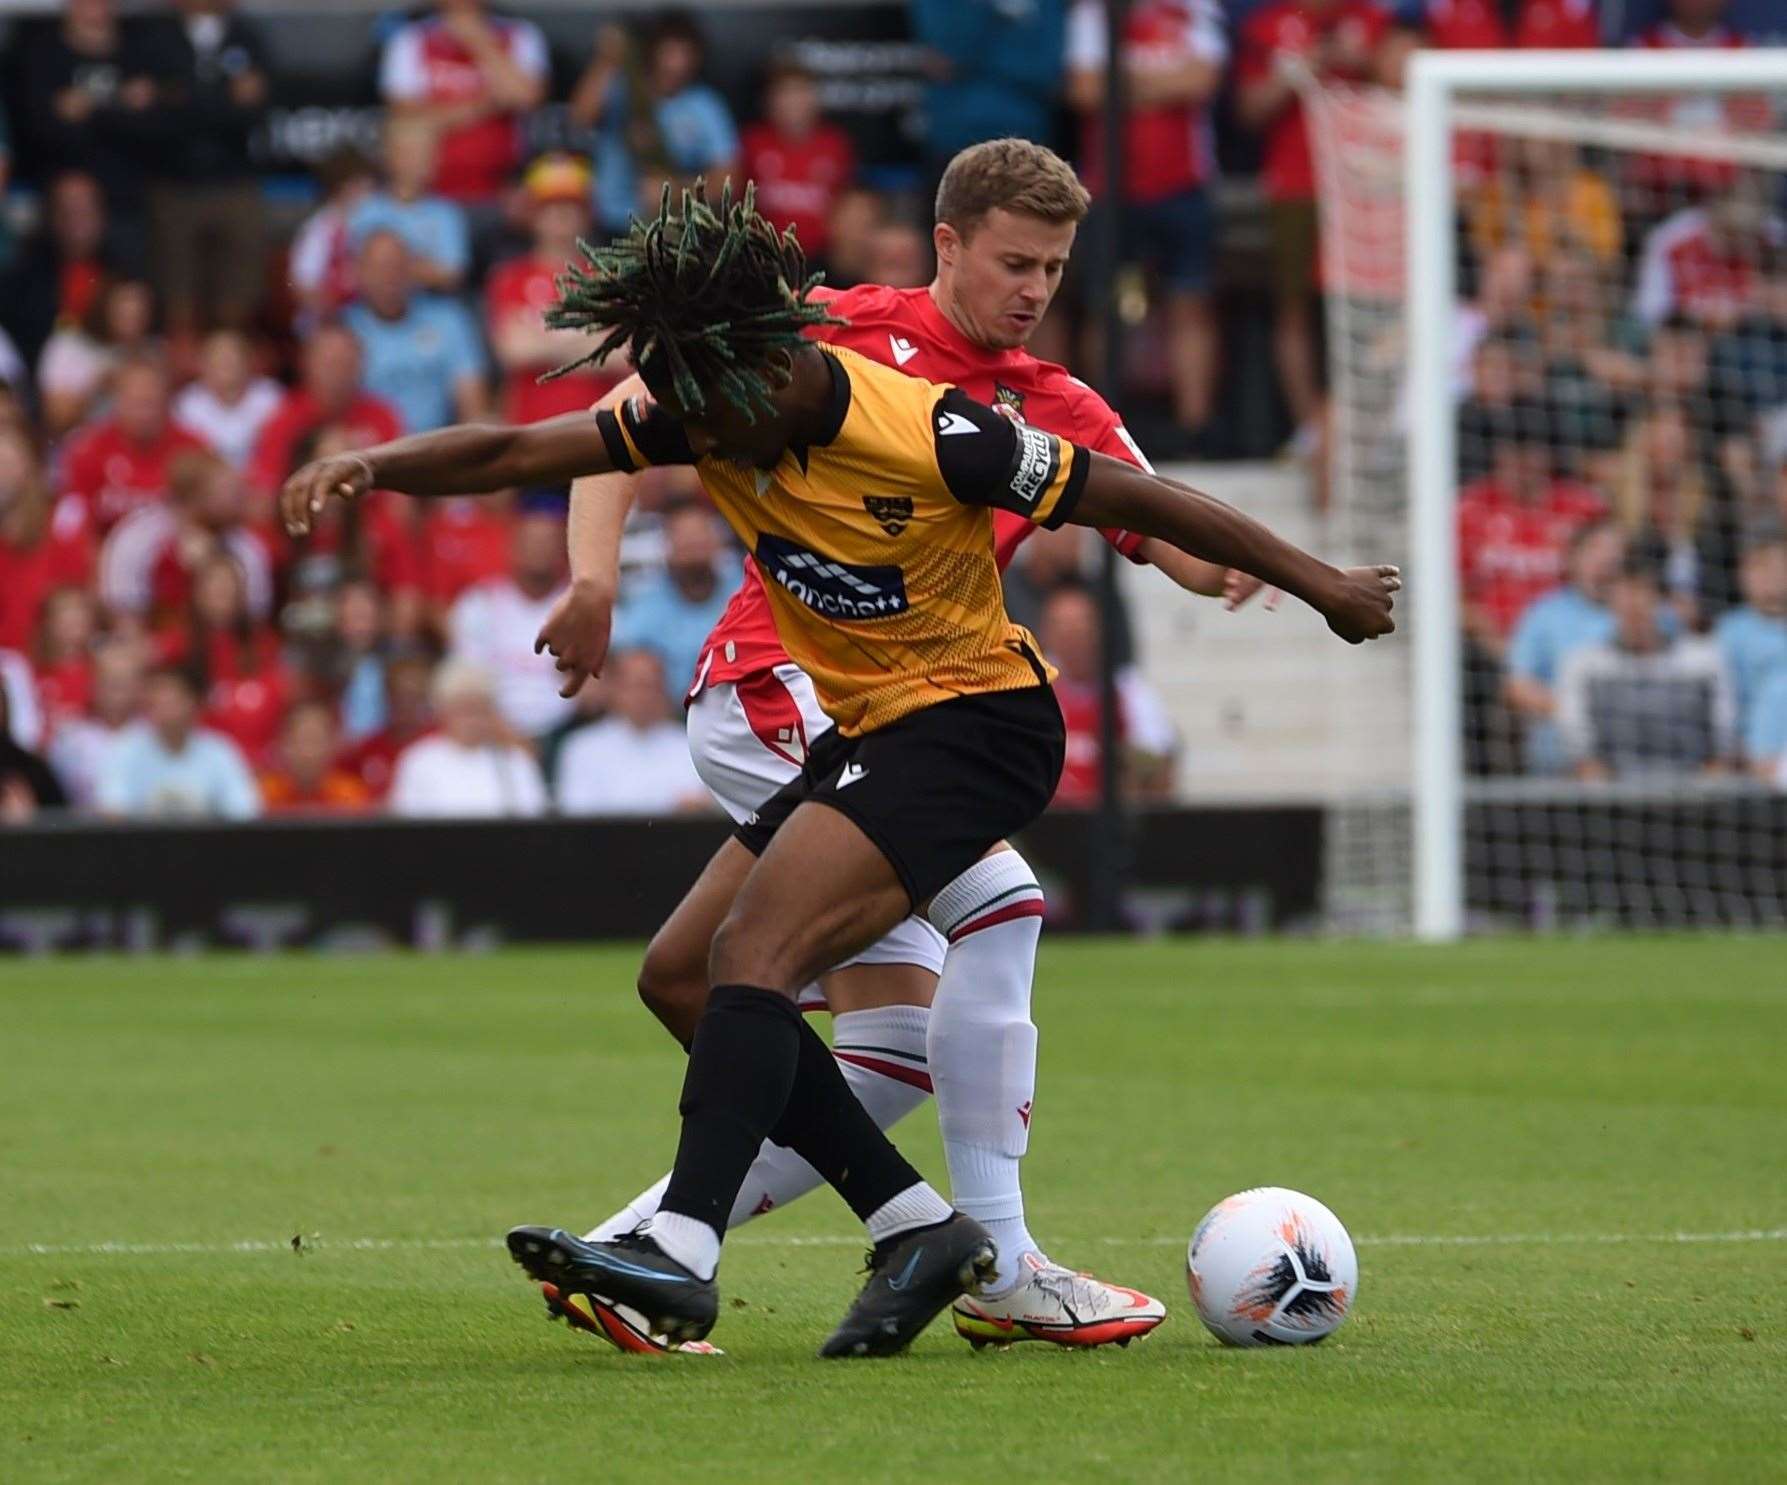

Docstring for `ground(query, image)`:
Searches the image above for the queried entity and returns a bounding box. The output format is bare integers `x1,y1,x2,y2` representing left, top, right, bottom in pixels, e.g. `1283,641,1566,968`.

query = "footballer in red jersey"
527,141,1271,1354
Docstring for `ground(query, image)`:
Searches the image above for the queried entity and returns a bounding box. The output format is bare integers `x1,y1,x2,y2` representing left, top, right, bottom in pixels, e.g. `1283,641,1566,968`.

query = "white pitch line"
6,1229,1784,1260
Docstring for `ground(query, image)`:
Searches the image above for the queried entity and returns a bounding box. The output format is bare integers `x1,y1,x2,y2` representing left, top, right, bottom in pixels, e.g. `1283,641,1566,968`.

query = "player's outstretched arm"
1070,451,1399,644
278,412,617,538
534,374,650,697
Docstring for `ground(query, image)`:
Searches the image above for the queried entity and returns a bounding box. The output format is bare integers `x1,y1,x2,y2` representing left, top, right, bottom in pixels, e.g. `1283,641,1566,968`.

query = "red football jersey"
740,122,856,258
1237,0,1389,202
1626,24,1766,197
0,516,94,652
417,499,514,605
686,283,1152,698
1412,0,1598,49
247,391,402,500
486,255,624,424
1068,0,1226,202
156,628,294,765
1458,478,1607,636
60,420,212,536
379,17,549,201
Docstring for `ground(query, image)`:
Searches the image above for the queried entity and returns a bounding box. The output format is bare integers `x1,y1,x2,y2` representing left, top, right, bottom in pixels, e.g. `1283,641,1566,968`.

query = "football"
1187,1187,1358,1347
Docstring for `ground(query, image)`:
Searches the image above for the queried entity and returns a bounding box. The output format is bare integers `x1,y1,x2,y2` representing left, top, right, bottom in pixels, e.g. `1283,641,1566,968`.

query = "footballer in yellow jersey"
279,182,1397,1356
595,342,1085,737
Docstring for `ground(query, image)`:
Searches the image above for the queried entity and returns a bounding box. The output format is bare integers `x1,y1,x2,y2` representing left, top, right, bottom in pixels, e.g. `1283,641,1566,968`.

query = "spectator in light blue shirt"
911,0,1067,175
1503,519,1623,775
1714,536,1787,730
346,116,470,294
1747,669,1787,783
613,502,733,702
343,231,488,434
573,13,739,234
98,666,260,820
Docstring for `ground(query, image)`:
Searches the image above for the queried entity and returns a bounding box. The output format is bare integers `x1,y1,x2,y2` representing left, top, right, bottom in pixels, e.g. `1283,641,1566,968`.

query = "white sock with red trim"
925,850,1046,1295
584,1005,932,1241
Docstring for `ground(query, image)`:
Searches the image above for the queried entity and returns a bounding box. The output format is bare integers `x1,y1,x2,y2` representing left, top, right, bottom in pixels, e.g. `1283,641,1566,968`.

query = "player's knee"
708,909,793,994
638,928,706,1029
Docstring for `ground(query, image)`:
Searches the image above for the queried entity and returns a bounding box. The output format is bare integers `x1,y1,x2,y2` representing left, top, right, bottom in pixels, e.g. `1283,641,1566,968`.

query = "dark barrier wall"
0,807,1323,953
1465,796,1787,930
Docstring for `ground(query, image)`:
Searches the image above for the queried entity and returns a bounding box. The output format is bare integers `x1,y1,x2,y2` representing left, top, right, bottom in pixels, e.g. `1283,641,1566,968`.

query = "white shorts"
686,662,948,996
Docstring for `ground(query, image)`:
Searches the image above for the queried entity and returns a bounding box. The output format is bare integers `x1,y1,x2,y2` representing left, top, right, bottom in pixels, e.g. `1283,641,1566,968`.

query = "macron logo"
837,763,868,790
889,335,919,366
936,411,978,437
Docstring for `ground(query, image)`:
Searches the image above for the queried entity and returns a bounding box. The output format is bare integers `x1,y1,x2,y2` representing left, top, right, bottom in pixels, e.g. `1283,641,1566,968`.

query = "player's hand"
535,580,615,698
279,453,372,538
1222,570,1281,613
1320,564,1400,644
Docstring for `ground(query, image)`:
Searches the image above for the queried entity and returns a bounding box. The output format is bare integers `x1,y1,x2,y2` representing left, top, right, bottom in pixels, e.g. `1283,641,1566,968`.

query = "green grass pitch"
4,938,1785,1482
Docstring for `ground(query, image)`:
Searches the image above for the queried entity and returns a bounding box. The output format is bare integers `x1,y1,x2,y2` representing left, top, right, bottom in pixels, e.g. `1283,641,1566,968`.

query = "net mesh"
1305,65,1787,932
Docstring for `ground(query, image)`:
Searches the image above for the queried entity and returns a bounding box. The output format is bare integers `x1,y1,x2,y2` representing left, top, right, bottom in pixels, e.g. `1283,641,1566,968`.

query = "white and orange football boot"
539,1283,724,1356
951,1254,1165,1348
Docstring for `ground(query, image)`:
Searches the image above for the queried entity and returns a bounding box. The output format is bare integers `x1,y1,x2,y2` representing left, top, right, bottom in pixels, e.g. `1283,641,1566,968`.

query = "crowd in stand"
0,0,1783,824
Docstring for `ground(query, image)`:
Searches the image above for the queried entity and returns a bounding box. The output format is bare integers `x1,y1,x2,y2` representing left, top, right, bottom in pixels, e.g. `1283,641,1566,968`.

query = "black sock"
658,984,801,1238
768,1017,927,1225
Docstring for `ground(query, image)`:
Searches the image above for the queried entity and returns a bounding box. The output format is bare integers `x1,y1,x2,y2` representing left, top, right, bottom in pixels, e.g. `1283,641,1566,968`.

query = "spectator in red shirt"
1379,0,1599,85
1237,0,1389,453
1067,0,1227,450
99,448,274,631
487,154,628,425
377,0,550,203
286,145,379,329
38,276,161,441
158,549,292,763
1457,400,1608,656
258,698,373,814
246,325,402,501
1627,0,1769,207
418,492,516,617
58,354,210,538
272,423,424,640
0,423,93,653
740,58,856,269
31,585,102,737
1040,583,1178,806
1633,192,1784,333
335,649,436,801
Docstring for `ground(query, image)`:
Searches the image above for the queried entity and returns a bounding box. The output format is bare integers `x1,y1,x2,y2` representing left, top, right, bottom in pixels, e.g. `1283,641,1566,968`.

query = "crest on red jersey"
993,383,1027,419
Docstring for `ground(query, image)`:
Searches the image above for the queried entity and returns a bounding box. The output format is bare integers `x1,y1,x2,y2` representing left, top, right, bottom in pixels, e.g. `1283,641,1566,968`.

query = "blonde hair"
1613,406,1707,539
935,139,1090,239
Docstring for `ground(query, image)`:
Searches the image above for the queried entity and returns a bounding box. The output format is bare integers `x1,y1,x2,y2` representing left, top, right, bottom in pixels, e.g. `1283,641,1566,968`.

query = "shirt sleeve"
425,201,470,278
595,395,698,472
1554,648,1598,764
1066,0,1106,69
444,304,488,381
379,25,428,102
1746,672,1787,762
1084,406,1152,561
212,736,263,820
1186,0,1230,65
509,20,551,82
1505,603,1550,683
693,89,740,167
931,388,1088,530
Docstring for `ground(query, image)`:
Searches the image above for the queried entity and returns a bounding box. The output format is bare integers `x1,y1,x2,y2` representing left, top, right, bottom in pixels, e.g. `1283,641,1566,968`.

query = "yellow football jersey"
596,345,1089,735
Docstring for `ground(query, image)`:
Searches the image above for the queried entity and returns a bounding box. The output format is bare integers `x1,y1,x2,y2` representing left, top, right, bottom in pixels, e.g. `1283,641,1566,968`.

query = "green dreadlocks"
543,179,843,423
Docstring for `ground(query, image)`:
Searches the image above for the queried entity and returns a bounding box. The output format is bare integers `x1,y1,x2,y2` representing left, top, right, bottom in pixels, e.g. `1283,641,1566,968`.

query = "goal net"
1304,50,1787,936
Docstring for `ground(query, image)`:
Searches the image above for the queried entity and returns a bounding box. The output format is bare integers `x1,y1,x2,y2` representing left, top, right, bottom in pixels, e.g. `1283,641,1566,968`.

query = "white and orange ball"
1187,1187,1358,1347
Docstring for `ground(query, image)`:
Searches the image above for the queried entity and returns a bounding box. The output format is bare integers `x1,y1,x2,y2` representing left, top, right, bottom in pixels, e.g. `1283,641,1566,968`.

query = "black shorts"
734,684,1066,908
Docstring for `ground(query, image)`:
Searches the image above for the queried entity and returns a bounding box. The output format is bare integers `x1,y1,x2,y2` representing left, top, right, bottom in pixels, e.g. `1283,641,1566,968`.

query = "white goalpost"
1307,49,1787,940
